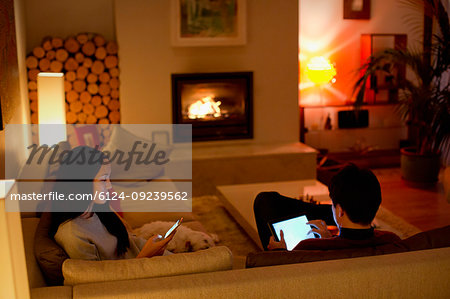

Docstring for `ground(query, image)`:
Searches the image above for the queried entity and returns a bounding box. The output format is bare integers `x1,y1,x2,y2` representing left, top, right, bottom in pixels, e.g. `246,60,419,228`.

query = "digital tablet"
268,214,317,251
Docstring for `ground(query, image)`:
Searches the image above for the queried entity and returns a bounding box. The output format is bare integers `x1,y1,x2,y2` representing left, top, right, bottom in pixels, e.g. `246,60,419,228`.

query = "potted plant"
353,0,450,184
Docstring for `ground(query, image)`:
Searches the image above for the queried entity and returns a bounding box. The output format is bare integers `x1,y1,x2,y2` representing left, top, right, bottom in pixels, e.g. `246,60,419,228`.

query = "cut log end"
51,37,64,49
26,56,38,69
33,47,45,59
82,41,96,56
104,55,118,69
95,105,109,118
65,37,80,53
76,33,89,45
93,35,106,47
55,48,69,62
106,41,118,55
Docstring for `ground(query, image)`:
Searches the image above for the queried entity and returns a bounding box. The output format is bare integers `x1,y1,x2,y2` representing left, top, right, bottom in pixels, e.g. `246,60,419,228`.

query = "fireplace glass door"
172,72,253,141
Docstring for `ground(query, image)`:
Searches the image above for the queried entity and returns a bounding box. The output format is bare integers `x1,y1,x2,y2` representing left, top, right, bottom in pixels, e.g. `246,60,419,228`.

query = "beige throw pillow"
62,246,232,285
102,125,173,182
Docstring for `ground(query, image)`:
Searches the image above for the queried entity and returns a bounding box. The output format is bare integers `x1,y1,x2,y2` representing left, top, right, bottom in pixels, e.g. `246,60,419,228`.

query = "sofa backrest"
72,247,450,298
401,225,450,250
246,225,450,268
246,242,407,268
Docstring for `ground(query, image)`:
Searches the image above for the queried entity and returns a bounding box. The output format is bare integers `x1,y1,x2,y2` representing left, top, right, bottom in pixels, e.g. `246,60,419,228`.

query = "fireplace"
172,72,253,141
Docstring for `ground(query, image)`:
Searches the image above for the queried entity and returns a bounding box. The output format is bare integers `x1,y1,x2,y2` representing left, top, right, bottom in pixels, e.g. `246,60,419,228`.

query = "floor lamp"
37,73,66,146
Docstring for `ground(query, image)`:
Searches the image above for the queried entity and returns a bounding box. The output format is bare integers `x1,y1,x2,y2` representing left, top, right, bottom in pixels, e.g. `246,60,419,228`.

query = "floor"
372,168,450,231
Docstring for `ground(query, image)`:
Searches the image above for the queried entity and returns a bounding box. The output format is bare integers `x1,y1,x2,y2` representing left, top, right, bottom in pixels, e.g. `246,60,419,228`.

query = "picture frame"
74,125,101,148
171,0,246,47
343,0,371,20
360,34,407,104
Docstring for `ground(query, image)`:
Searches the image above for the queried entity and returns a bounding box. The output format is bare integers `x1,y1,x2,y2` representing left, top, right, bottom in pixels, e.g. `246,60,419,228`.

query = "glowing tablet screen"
271,215,316,251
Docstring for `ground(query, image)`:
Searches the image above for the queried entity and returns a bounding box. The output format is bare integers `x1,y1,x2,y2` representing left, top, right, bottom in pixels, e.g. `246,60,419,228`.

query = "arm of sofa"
62,246,232,286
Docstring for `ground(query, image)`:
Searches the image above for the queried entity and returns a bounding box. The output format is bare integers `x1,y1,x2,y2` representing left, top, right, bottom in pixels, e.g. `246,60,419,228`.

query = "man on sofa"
253,164,401,251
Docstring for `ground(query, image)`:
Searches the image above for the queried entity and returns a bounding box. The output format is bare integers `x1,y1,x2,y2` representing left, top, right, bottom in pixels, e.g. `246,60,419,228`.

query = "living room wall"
114,0,299,143
0,0,31,179
299,0,424,152
24,0,115,52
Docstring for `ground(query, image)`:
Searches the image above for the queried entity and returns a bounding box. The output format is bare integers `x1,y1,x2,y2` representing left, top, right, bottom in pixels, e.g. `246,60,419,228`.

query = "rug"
192,195,260,257
192,195,422,258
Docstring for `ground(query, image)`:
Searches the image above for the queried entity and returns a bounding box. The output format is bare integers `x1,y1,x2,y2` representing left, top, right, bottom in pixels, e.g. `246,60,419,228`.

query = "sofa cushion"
34,212,69,286
102,125,173,182
62,246,233,286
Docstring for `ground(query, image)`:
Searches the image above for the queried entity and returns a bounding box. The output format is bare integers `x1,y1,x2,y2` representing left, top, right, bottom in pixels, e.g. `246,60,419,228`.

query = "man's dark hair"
328,164,382,225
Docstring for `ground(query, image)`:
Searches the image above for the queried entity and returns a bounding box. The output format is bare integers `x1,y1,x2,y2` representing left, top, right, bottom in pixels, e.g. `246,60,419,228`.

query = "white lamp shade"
37,73,67,146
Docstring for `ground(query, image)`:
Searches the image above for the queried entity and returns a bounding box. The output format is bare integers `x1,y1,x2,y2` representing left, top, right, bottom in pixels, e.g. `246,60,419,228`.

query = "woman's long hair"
49,146,130,256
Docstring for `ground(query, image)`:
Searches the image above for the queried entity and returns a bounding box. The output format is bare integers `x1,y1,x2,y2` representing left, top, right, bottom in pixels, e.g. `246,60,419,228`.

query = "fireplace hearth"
172,72,253,142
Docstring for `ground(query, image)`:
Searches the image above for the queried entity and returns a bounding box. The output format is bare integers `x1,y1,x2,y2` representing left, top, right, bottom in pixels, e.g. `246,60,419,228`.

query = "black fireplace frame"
171,72,253,142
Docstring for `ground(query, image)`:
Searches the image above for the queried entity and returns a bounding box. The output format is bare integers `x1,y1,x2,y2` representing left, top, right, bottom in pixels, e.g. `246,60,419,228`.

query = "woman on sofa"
49,146,173,260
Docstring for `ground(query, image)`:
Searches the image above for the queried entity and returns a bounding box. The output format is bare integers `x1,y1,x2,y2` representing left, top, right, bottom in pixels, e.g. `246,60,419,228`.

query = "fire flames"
188,96,222,119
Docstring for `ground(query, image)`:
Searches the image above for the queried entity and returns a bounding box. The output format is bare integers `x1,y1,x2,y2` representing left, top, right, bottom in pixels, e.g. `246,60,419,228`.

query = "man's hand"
267,230,287,250
137,233,175,258
307,220,333,239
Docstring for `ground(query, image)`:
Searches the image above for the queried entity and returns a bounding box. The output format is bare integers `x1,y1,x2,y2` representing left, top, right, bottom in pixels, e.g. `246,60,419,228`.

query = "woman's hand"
137,233,175,258
267,230,287,251
307,220,333,239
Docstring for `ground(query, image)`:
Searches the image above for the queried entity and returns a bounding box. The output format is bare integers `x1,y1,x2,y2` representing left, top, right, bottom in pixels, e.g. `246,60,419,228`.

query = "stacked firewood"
26,33,120,126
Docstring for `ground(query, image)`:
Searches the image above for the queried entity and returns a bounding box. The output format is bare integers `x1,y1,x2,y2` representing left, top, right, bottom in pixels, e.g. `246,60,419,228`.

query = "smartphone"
162,217,183,239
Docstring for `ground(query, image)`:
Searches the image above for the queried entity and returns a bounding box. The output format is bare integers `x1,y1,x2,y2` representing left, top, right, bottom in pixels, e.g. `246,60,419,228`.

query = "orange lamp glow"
37,73,67,145
305,56,336,85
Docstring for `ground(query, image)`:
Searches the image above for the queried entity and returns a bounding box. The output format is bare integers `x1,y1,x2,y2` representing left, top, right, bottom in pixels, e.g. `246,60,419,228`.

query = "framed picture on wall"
360,34,407,104
171,0,246,47
343,0,371,20
74,125,101,148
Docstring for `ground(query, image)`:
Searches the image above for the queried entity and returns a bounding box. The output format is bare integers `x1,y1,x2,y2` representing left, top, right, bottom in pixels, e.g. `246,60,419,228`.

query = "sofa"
22,210,450,298
55,248,450,299
17,137,450,298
